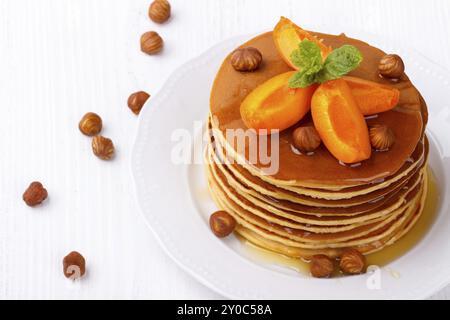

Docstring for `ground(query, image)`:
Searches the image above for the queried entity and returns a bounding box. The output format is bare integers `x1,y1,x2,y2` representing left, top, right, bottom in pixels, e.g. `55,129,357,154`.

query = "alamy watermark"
170,118,281,175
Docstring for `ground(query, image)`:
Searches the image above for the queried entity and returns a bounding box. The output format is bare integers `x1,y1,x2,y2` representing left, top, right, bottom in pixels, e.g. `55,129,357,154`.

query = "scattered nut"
149,0,171,24
78,112,102,136
209,210,236,238
128,91,150,115
23,182,48,207
230,47,262,72
339,248,366,275
379,54,405,79
310,255,334,278
92,135,115,160
292,126,321,153
369,124,395,151
63,251,86,280
140,31,163,55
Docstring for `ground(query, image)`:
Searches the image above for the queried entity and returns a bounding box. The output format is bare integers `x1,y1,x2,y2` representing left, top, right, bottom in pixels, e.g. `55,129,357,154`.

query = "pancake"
210,32,427,189
208,144,425,226
205,26,430,262
211,121,426,200
209,170,426,250
230,179,427,259
210,119,428,205
234,188,426,259
208,160,424,233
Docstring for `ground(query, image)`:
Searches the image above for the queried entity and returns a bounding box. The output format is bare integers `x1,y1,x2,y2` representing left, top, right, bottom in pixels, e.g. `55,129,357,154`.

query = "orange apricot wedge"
273,17,332,70
240,71,317,133
344,76,400,115
311,79,371,163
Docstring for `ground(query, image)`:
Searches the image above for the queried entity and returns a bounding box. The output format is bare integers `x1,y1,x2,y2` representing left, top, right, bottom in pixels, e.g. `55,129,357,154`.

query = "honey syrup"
240,168,439,276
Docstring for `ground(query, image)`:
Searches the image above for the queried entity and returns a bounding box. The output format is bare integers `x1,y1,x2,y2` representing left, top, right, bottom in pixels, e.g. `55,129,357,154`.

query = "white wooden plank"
0,0,448,299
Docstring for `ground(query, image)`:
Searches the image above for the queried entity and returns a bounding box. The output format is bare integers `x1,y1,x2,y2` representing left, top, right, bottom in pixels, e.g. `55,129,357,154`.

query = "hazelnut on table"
140,31,163,55
23,181,48,207
149,0,171,24
92,135,115,160
79,112,102,136
63,251,86,280
128,91,150,115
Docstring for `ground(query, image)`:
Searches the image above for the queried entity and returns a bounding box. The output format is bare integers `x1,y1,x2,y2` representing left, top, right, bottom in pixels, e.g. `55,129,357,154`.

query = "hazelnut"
92,135,115,160
209,210,236,238
339,248,366,274
379,54,405,79
140,31,163,55
149,0,171,24
128,91,150,115
23,182,48,207
310,255,334,278
63,251,86,280
369,124,395,151
230,47,262,72
292,126,321,153
78,112,102,136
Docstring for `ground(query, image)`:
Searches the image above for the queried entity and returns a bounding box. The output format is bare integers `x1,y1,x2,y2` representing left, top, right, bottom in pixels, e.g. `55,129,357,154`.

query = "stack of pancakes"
206,31,429,259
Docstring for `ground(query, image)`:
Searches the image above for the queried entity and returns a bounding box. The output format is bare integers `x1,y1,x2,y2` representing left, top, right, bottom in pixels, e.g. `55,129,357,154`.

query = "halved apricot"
240,71,317,133
273,17,332,70
345,76,400,115
311,79,371,163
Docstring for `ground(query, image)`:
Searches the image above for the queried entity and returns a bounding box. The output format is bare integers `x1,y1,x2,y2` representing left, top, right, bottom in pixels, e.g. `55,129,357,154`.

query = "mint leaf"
288,42,363,88
318,45,362,82
288,70,317,88
290,40,323,74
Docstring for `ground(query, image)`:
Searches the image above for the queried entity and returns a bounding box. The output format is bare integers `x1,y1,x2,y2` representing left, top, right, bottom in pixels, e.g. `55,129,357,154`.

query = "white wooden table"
0,0,448,299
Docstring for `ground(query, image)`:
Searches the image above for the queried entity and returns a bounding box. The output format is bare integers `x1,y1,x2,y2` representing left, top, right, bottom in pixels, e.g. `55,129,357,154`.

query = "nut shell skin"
79,112,102,136
128,91,150,115
339,248,366,275
23,181,48,207
149,0,171,24
230,47,262,72
63,251,86,279
378,54,405,79
140,31,163,55
92,135,115,160
209,211,237,238
369,125,395,151
310,255,334,278
292,126,321,153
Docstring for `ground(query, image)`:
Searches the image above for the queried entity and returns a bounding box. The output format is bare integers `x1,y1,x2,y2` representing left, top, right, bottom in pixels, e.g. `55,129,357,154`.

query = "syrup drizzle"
240,169,439,276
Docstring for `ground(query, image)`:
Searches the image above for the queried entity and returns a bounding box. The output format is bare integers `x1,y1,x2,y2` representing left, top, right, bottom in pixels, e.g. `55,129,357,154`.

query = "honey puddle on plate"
239,168,440,276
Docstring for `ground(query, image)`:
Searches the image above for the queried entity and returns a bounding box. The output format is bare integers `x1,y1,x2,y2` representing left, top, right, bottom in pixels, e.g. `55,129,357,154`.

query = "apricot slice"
240,71,317,133
311,79,371,163
344,76,400,115
273,17,332,70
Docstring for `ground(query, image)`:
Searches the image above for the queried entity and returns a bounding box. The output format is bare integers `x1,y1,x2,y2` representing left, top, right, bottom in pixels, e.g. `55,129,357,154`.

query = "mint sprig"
288,40,363,88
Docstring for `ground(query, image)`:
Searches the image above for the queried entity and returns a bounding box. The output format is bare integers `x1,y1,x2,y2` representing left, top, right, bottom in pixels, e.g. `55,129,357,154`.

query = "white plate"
131,31,450,299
